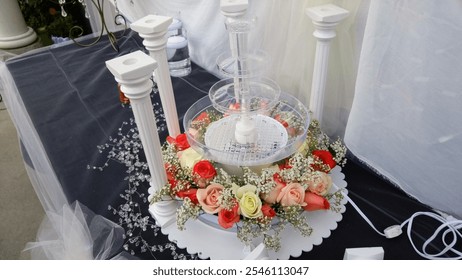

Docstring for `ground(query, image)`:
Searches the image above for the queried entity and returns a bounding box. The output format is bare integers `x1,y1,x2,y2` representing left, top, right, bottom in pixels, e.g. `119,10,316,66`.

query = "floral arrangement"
150,113,347,251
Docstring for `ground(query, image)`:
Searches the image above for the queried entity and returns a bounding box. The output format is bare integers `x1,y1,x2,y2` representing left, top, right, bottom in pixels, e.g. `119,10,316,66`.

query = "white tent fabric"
344,0,462,218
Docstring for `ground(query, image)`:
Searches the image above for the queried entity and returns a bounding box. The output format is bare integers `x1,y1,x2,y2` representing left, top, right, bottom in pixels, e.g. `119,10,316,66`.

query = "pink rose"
277,182,306,207
307,171,332,196
196,183,224,214
303,192,330,211
262,174,286,204
218,202,240,229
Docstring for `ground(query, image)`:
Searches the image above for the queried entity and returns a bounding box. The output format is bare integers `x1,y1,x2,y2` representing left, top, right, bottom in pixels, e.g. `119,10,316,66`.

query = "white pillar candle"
306,4,349,126
106,51,167,191
106,51,177,227
0,0,37,49
131,15,181,138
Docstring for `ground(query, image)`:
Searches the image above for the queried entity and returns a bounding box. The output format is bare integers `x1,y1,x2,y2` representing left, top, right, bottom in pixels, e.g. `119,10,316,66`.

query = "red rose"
166,133,190,151
192,160,217,188
303,192,330,211
195,112,210,124
278,159,291,170
274,114,289,128
218,203,240,229
177,188,198,204
261,204,276,218
312,150,336,171
168,179,177,190
164,163,176,181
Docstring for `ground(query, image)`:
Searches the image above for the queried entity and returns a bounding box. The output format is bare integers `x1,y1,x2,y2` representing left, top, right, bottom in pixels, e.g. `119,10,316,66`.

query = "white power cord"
338,186,462,259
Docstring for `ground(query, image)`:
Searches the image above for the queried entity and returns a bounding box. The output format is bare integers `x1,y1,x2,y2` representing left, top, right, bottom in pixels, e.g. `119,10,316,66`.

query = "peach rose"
276,182,306,207
303,192,330,211
196,183,224,214
262,174,286,204
307,171,332,196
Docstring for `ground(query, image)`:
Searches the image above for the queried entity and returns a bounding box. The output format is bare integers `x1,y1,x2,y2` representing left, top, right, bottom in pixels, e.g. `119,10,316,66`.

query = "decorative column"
0,0,37,49
105,51,176,227
131,15,181,138
306,4,349,125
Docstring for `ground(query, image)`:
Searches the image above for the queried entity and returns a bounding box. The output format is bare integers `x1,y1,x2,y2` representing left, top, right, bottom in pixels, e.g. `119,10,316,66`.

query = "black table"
5,30,443,260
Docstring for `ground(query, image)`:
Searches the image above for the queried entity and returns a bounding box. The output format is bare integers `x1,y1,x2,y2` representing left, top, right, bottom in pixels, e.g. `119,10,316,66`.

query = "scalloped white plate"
149,165,347,259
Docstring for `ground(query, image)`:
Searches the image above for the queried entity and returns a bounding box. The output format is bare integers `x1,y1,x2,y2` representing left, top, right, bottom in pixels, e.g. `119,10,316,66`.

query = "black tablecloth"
6,30,444,260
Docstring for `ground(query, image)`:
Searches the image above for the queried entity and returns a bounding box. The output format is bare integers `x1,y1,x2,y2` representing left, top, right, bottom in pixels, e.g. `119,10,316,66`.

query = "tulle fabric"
0,61,68,213
23,202,128,260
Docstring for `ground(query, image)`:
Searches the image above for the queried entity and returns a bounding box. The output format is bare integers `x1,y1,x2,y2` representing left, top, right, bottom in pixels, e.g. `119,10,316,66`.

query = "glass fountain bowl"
183,92,310,167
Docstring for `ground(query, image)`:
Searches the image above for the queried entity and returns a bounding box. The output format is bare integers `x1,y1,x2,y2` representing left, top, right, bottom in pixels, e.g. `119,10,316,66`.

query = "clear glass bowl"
183,92,310,167
208,77,281,115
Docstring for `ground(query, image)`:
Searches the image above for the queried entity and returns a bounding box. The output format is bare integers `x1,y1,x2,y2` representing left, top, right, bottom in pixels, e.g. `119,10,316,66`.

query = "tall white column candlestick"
0,0,37,49
306,4,349,126
106,51,176,227
131,15,181,138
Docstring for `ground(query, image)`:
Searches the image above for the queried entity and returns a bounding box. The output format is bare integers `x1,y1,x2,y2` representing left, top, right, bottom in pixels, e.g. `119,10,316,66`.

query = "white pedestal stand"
306,4,349,125
0,0,37,49
105,51,177,228
152,166,347,260
131,15,181,137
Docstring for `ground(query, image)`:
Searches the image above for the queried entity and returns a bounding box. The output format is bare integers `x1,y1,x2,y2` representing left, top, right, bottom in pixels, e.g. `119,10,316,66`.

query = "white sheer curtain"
344,0,462,218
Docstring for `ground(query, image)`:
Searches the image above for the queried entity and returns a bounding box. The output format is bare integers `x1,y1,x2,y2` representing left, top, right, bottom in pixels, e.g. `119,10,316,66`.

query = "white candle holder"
105,50,177,228
131,15,181,138
306,4,349,126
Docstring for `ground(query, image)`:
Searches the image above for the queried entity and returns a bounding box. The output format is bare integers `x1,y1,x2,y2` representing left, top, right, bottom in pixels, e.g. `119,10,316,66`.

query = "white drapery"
117,0,462,218
344,0,462,218
0,61,130,259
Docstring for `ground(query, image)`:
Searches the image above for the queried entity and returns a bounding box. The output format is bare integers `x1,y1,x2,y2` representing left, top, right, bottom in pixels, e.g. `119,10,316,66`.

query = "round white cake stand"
148,165,347,260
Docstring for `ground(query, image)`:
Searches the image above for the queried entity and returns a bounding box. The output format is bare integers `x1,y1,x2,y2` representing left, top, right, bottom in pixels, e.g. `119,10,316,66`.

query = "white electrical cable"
334,184,462,259
401,212,462,260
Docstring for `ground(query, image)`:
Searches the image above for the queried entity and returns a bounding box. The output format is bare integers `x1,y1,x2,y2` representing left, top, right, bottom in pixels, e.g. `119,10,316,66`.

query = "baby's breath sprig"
257,168,277,194
330,138,347,167
325,189,345,213
218,187,237,211
278,205,313,237
149,184,173,204
176,198,201,231
213,168,235,188
242,167,261,186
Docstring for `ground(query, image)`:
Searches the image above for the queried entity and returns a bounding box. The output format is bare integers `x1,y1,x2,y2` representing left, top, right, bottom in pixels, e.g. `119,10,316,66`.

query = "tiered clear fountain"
110,1,349,260
183,9,310,171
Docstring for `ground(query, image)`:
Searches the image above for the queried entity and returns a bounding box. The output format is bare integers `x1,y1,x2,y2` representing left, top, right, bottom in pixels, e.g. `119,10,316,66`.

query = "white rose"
236,184,257,199
177,148,203,170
